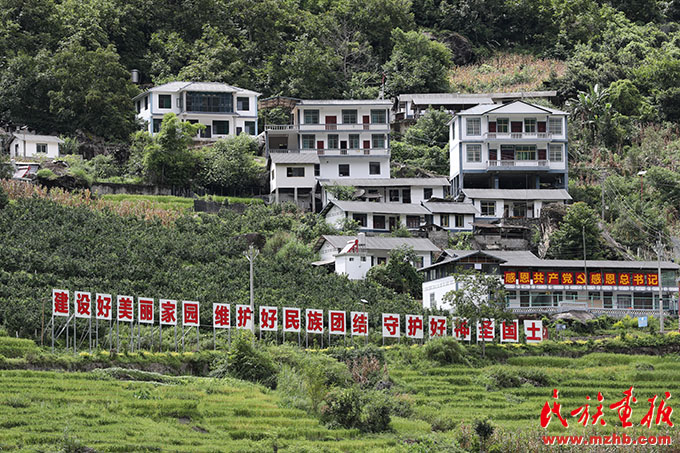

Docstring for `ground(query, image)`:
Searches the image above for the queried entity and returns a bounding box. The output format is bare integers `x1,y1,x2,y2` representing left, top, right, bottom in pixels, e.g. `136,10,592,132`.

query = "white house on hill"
319,177,450,206
268,152,319,210
133,81,260,139
314,234,441,280
9,133,63,159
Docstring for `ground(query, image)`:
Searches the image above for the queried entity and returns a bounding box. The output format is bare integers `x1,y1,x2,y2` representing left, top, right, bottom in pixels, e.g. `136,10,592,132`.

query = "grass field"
100,194,263,211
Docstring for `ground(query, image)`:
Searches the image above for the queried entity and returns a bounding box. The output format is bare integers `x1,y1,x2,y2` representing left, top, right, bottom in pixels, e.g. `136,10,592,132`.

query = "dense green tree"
142,113,202,187
198,134,261,193
547,202,610,259
403,108,451,147
365,246,423,298
383,28,452,97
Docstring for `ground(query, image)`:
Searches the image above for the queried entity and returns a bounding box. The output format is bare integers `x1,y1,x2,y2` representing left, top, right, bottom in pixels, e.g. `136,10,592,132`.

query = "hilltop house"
313,234,440,280
450,101,569,219
421,249,680,317
133,81,260,139
8,133,63,159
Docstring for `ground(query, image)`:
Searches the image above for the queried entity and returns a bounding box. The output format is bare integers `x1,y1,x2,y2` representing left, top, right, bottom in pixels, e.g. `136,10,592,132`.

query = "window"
144,96,148,110
389,189,400,202
466,118,481,135
314,164,320,177
303,109,319,124
369,162,381,175
136,100,140,113
524,118,536,133
36,143,47,154
480,201,495,216
371,109,386,123
352,213,367,227
244,121,256,135
348,134,359,149
236,127,242,134
377,257,387,265
301,135,315,149
429,293,435,308
237,97,250,111
515,145,536,160
373,215,385,229
440,214,449,227
455,215,464,228
406,216,420,228
466,144,482,162
271,169,275,180
342,109,357,124
497,118,509,133
328,134,338,149
339,164,350,177
287,167,305,177
213,120,229,135
185,91,233,112
512,202,527,218
548,117,563,135
424,188,433,200
153,118,163,133
414,256,424,268
177,95,183,110
549,144,562,161
402,189,412,203
200,125,212,138
372,134,385,148
158,94,172,109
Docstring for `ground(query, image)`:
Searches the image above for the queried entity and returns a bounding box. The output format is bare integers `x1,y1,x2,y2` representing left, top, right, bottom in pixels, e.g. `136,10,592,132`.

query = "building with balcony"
318,177,450,206
313,234,441,280
268,152,320,211
133,81,260,140
421,249,680,316
393,91,557,134
449,100,569,218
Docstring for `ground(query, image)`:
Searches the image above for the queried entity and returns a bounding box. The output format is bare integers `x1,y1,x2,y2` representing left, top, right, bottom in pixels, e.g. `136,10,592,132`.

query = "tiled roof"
462,189,572,201
320,235,440,252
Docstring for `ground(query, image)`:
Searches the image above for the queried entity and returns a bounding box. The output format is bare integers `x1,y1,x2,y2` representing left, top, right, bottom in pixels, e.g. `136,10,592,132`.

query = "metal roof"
326,200,431,215
319,177,450,187
455,100,567,116
398,91,557,105
320,235,440,252
269,153,319,164
462,189,572,201
501,259,680,271
297,99,392,106
423,201,479,214
419,249,541,271
11,133,63,143
136,81,261,98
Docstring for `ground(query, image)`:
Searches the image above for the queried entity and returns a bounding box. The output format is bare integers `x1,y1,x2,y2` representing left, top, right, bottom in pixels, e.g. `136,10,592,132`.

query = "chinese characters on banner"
52,290,557,344
74,291,91,319
259,306,278,331
306,309,324,334
213,303,230,329
505,270,660,287
283,307,301,333
138,297,154,324
351,312,368,336
429,316,447,338
236,305,253,330
329,310,346,335
160,299,177,325
405,314,424,339
53,289,70,317
182,301,200,327
382,313,400,338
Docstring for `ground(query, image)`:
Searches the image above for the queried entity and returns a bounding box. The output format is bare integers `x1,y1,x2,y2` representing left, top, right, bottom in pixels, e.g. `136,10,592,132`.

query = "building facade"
133,82,260,139
450,101,569,219
319,177,450,206
9,133,63,159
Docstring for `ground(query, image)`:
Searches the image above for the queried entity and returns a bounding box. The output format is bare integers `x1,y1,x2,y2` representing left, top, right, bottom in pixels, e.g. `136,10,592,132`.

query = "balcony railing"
484,132,555,140
268,148,389,156
265,123,390,132
487,159,549,168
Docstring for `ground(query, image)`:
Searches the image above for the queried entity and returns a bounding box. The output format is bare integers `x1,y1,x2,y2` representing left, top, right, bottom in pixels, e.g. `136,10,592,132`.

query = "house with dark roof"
450,100,569,219
421,249,680,317
313,234,441,280
133,81,261,139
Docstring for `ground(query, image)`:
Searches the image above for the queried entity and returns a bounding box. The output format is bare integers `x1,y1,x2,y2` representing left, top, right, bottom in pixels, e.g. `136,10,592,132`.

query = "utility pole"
655,236,664,334
582,225,588,286
244,245,259,335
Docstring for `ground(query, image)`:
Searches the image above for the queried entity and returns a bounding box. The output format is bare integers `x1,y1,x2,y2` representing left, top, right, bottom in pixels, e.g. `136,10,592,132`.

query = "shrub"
347,356,388,389
328,344,385,365
211,332,278,389
430,415,456,432
424,337,470,366
360,391,392,433
485,367,552,390
36,168,57,181
0,183,7,210
320,387,393,432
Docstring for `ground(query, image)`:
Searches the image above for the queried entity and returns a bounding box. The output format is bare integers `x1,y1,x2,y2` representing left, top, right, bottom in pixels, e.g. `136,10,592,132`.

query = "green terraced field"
0,370,406,452
390,352,680,435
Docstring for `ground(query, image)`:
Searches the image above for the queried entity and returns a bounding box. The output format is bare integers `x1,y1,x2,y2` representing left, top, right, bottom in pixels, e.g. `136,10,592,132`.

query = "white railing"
484,132,554,140
268,148,389,156
265,124,297,131
487,160,549,167
265,123,390,132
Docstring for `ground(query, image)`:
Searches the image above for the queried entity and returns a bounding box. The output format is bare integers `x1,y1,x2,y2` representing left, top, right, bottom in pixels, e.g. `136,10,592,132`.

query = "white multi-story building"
268,152,320,210
8,133,63,159
318,177,450,206
266,99,392,207
450,101,569,218
133,81,260,140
